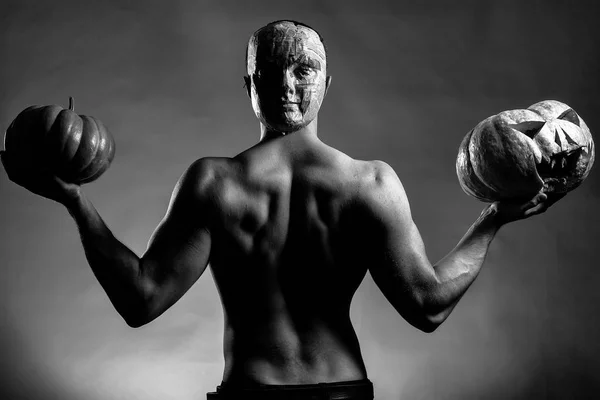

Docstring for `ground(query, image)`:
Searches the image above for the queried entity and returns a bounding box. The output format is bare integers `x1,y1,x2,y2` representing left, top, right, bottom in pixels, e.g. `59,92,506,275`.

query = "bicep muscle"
140,160,213,321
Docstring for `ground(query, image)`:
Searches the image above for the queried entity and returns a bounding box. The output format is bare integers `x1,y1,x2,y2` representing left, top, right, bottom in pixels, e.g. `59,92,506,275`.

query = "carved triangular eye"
508,121,545,138
557,108,580,127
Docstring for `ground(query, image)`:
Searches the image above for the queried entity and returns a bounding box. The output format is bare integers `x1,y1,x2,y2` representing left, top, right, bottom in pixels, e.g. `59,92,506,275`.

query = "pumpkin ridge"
82,121,115,184
4,119,17,151
465,126,502,200
79,142,113,183
13,108,41,157
77,116,106,181
53,110,78,159
457,128,484,200
46,109,71,168
71,115,101,177
61,111,84,174
469,118,537,197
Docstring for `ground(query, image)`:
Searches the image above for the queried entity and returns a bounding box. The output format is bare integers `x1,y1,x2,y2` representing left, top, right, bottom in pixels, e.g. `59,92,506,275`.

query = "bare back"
202,133,373,386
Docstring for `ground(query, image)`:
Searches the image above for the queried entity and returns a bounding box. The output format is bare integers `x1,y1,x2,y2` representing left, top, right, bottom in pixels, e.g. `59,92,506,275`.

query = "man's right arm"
65,159,214,327
2,151,214,327
357,161,551,332
65,190,150,326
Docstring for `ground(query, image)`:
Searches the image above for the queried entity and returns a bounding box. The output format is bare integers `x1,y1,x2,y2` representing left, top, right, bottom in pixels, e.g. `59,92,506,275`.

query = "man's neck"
259,117,319,142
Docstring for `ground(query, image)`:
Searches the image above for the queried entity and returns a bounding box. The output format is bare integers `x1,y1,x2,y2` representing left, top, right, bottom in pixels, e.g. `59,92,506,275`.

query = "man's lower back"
207,378,375,400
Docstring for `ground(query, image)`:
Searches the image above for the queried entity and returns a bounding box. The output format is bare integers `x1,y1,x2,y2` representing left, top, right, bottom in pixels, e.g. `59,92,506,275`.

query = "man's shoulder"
176,157,236,200
350,159,410,219
353,160,402,195
187,156,232,178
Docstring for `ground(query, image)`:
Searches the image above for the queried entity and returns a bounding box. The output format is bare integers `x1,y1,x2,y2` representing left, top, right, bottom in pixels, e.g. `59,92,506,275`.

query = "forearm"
65,189,149,326
427,206,503,321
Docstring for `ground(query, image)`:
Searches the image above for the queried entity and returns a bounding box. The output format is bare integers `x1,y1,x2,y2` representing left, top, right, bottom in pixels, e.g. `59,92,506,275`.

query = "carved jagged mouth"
536,146,585,179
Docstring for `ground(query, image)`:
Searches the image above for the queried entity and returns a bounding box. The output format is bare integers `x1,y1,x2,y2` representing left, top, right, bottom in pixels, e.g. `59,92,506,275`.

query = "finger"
524,193,547,210
524,202,546,217
522,192,549,217
535,192,548,203
485,203,499,216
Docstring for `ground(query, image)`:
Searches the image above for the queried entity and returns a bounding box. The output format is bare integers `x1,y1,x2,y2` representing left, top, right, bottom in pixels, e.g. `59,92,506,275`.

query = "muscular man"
1,20,559,399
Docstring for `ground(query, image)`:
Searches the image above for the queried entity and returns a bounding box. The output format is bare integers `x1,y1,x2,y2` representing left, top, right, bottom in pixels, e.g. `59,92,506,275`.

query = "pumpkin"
456,100,594,202
4,97,115,184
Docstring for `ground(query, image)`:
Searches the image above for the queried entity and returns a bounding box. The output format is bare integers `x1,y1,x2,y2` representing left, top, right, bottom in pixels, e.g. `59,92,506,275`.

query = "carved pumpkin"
4,97,115,184
456,100,594,202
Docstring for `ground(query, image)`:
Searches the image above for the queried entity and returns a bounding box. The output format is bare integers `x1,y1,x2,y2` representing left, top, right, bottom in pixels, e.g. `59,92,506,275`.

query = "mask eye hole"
254,63,278,81
508,121,545,138
295,66,313,79
557,108,580,127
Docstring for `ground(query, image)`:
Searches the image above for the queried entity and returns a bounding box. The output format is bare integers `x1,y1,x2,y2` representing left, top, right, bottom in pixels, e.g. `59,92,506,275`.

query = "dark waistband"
207,378,374,400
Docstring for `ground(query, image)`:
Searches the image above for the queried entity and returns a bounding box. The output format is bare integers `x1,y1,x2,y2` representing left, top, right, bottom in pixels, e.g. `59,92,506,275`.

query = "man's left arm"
361,161,560,332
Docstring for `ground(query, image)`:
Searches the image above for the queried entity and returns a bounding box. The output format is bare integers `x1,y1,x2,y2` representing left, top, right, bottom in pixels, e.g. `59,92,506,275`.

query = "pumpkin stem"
69,96,74,111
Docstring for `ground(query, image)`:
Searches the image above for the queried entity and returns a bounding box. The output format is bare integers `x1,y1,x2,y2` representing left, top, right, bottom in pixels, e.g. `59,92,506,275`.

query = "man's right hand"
1,150,81,206
487,191,566,226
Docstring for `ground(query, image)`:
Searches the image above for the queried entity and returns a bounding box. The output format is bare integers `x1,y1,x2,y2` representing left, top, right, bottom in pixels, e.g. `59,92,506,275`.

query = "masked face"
246,22,328,133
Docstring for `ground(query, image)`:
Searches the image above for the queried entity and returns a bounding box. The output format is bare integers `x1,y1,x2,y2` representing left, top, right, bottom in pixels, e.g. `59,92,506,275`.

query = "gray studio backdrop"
1,1,599,399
